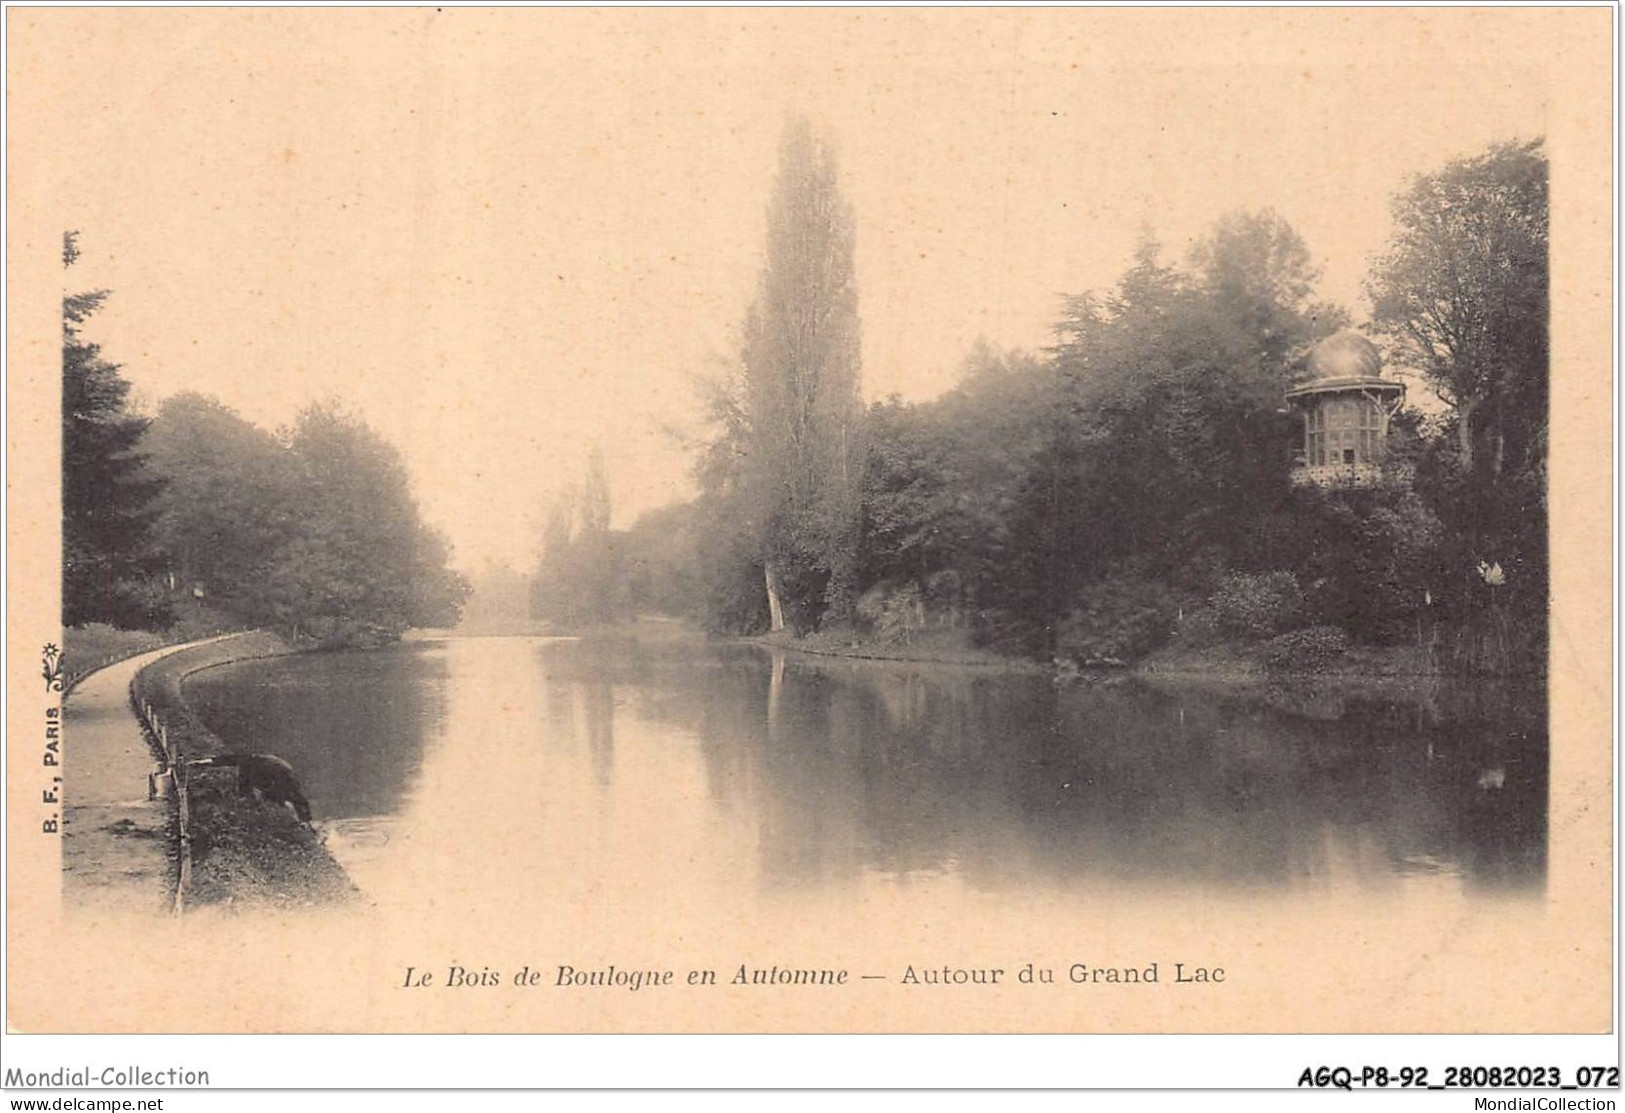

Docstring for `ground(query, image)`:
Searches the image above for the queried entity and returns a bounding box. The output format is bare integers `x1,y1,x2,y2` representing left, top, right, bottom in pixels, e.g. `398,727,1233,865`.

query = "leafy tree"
1088,221,1332,545
858,397,957,592
621,502,706,620
678,359,779,633
855,344,1053,647
1056,575,1179,663
141,392,297,618
993,363,1094,654
946,215,1337,655
1367,139,1547,482
265,400,468,643
691,488,772,634
1190,209,1348,398
1208,571,1306,640
531,494,577,623
62,233,169,628
1367,138,1548,668
838,215,1339,658
405,524,471,629
1289,485,1446,644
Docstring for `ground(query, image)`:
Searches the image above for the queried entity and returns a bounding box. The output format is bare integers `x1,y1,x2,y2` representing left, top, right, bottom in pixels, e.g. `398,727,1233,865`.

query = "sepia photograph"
3,4,1614,1091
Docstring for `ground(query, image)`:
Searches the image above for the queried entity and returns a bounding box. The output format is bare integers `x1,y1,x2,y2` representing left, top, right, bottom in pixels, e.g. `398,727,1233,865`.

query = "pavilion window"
1301,397,1387,467
1357,398,1384,463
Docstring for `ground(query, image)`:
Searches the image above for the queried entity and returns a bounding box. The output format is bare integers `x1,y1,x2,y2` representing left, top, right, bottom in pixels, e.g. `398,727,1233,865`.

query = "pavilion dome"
1305,330,1384,381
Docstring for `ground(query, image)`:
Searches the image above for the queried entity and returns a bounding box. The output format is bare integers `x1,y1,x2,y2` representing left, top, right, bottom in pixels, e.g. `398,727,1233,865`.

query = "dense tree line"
140,395,469,645
62,236,469,645
527,135,1548,675
529,446,631,627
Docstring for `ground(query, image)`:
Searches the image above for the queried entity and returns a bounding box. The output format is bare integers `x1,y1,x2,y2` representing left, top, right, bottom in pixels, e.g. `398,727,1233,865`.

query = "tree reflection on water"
185,631,1545,901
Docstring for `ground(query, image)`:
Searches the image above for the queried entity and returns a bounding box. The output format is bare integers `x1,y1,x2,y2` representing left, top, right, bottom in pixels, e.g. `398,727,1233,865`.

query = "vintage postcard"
3,5,1613,1072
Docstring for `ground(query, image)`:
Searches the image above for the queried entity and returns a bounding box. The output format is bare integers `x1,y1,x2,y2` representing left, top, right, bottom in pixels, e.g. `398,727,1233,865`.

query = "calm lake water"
183,628,1546,910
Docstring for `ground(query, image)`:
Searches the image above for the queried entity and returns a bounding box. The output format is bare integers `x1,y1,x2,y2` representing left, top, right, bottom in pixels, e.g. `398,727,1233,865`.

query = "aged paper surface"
5,7,1612,1040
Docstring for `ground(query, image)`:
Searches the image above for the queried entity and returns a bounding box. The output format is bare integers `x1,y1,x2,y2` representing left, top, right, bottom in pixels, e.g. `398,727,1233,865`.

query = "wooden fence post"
173,758,191,916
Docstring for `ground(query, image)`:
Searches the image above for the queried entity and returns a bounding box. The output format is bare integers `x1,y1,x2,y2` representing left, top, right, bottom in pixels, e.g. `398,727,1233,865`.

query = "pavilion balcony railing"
1289,460,1414,488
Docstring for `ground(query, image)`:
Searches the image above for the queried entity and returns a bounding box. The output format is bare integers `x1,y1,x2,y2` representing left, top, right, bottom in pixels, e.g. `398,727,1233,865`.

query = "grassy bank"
134,632,356,910
1138,642,1435,702
62,605,248,691
754,628,1049,672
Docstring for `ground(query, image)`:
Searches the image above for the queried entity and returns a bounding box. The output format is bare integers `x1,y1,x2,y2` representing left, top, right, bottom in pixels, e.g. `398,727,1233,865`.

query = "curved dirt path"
61,635,240,915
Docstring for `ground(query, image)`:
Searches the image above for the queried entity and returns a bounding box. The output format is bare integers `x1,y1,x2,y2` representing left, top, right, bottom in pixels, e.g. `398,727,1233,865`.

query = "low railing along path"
61,634,242,916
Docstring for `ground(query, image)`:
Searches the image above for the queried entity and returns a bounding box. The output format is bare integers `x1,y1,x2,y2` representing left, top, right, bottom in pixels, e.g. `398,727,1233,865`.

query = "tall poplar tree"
740,117,864,632
579,445,612,537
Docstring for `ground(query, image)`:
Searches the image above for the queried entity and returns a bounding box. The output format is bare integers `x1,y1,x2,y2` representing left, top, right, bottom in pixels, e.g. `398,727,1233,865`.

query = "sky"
29,9,1557,572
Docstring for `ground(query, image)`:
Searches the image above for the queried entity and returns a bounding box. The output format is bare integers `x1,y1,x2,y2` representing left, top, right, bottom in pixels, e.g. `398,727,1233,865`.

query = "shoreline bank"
750,629,1050,673
751,629,1540,690
134,632,356,911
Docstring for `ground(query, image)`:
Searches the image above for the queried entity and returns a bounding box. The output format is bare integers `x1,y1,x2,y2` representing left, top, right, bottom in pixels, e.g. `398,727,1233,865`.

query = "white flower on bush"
1477,560,1506,586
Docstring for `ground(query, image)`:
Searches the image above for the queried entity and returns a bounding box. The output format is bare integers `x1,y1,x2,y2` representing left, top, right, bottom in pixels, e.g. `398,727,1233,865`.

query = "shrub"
856,582,927,644
1057,576,1176,664
1209,572,1305,640
1170,605,1223,650
1260,625,1350,672
1282,485,1447,644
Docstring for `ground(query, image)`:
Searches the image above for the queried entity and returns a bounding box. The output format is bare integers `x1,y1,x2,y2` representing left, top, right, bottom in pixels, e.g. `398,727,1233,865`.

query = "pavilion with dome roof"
1286,330,1406,487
